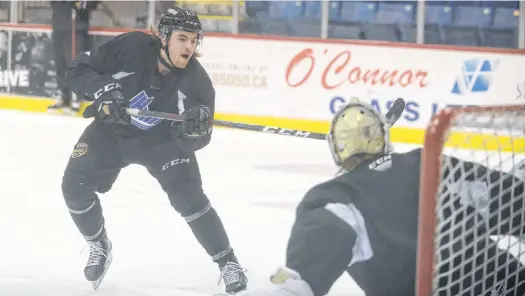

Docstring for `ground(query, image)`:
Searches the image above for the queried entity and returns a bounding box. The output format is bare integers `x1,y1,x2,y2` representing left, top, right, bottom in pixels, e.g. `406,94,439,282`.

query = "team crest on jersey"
129,90,162,130
71,143,88,158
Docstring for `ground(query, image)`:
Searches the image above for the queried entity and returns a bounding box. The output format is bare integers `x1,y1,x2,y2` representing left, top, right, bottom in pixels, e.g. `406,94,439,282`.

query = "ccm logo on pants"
162,158,190,170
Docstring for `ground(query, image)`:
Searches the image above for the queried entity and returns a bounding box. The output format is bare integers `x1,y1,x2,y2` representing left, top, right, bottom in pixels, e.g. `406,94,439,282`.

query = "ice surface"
1,110,521,296
0,110,371,296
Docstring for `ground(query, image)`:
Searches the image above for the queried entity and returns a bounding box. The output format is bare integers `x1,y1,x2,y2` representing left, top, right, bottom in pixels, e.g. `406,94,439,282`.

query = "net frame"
416,105,525,296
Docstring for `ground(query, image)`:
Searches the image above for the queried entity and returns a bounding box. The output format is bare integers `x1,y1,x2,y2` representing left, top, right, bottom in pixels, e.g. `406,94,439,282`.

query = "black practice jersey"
297,148,525,295
65,31,214,150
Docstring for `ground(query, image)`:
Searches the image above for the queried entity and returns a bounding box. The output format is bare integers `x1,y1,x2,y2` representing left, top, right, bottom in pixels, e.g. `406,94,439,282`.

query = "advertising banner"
200,36,525,129
8,31,58,98
0,24,522,145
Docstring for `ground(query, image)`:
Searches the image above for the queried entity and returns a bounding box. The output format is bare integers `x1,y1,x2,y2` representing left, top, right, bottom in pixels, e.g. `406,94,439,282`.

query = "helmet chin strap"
159,35,178,70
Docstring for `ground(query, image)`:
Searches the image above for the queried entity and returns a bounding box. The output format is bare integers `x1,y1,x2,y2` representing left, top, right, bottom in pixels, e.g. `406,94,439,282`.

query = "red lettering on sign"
285,48,429,90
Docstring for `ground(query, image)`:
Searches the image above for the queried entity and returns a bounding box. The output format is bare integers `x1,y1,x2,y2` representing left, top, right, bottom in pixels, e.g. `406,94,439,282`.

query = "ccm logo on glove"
94,82,122,100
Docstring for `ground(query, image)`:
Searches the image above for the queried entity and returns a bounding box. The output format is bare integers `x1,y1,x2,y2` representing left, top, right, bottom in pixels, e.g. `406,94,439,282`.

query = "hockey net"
417,105,525,296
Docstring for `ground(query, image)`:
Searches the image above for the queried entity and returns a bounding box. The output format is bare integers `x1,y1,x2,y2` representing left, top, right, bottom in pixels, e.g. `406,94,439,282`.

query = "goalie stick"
125,98,406,140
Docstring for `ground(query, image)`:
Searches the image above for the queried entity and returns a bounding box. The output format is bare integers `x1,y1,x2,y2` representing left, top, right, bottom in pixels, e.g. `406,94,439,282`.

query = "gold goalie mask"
327,98,392,171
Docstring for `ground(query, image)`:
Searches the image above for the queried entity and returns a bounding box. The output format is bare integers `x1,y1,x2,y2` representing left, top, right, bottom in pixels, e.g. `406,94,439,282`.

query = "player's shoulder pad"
106,31,159,57
406,147,422,156
393,147,423,164
299,178,350,211
187,57,215,95
113,30,158,43
187,58,213,84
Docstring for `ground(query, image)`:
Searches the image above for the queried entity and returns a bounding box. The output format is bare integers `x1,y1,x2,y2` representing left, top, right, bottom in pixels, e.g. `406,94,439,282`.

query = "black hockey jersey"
65,31,214,151
290,148,525,296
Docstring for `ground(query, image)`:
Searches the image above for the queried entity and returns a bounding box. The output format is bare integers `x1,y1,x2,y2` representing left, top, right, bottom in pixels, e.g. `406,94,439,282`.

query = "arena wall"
0,23,523,149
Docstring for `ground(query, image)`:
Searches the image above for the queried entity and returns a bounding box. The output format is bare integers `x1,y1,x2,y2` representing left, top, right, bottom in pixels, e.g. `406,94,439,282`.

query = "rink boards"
0,23,523,150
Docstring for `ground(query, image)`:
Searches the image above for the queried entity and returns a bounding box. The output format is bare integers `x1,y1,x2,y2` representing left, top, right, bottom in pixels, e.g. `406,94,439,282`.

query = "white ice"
0,109,522,296
0,109,372,296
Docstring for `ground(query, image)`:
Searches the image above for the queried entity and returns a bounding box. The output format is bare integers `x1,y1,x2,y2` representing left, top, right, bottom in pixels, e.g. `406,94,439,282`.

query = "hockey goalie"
238,98,525,296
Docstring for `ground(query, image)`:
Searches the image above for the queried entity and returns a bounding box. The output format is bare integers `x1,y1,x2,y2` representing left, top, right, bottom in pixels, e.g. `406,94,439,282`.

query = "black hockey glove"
183,105,213,137
173,105,213,138
83,90,130,125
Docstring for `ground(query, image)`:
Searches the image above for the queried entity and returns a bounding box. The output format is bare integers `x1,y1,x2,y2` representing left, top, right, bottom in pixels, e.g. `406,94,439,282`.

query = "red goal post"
416,104,525,296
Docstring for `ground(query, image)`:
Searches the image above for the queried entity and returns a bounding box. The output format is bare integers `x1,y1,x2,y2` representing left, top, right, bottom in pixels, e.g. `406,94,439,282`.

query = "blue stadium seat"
362,24,402,42
303,1,320,19
486,28,517,47
425,5,453,25
260,18,293,35
481,28,517,48
329,24,363,39
302,1,342,20
402,24,446,44
481,1,519,9
238,19,262,34
268,1,303,19
289,19,321,37
454,6,493,27
244,1,268,17
446,1,480,6
376,3,414,24
442,26,481,46
493,7,519,28
329,1,342,20
426,0,447,5
340,1,377,22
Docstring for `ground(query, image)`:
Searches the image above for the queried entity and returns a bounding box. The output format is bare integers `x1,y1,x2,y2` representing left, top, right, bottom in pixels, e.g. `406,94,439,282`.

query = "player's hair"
149,24,202,58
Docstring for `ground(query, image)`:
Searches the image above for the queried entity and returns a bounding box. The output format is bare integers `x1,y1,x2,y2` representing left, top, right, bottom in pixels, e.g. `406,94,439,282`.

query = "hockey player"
237,98,525,296
61,7,247,293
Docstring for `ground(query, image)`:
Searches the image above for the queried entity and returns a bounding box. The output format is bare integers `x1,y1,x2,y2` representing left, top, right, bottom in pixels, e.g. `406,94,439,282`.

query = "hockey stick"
125,107,326,139
125,98,406,140
125,108,187,121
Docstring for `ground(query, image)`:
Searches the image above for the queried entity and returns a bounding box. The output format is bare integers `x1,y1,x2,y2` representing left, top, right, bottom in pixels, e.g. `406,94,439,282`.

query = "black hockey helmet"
158,7,203,40
157,7,203,69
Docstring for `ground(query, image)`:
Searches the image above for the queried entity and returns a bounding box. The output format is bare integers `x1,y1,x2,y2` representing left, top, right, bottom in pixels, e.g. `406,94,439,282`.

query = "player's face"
166,31,198,68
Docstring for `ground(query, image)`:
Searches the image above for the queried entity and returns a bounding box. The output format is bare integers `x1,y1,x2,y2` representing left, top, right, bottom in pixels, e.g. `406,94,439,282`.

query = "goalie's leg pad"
235,267,314,296
286,204,356,296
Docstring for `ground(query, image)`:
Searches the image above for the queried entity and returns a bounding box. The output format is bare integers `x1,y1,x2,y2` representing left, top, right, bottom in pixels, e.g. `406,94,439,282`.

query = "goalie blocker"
237,98,525,296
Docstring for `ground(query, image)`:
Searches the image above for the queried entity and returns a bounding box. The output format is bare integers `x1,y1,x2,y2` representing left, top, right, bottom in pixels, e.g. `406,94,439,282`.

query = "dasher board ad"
199,36,525,130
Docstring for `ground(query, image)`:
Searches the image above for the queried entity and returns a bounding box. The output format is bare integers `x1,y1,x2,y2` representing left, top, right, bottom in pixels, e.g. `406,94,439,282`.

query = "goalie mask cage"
416,105,525,296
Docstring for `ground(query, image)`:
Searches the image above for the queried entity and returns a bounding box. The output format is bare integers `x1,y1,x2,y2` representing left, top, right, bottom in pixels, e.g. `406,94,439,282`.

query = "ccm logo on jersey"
93,82,122,100
369,155,392,171
162,158,190,170
263,126,311,138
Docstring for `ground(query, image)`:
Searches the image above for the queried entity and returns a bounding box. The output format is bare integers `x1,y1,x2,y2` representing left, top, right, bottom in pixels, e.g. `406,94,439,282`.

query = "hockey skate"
67,101,81,116
47,99,70,114
218,261,248,294
83,234,113,290
47,95,80,116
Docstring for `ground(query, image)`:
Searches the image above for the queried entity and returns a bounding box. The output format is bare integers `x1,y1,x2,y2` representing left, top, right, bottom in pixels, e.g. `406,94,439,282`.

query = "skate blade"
46,109,62,115
62,109,79,116
47,109,73,116
91,253,113,290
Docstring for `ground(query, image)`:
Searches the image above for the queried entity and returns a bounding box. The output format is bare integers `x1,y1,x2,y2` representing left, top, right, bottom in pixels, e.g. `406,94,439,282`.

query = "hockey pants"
61,121,235,264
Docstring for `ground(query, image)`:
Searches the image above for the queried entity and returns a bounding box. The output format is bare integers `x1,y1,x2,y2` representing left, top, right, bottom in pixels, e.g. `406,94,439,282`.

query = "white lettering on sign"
0,70,29,87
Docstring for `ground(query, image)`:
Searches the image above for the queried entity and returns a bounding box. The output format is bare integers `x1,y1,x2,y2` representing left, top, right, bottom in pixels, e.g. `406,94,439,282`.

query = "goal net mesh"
418,106,525,296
